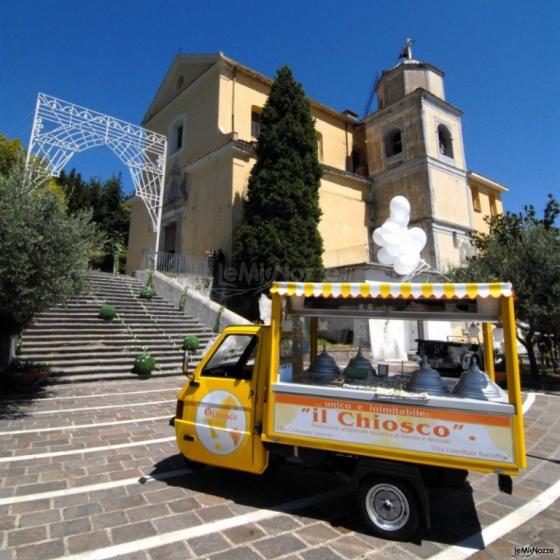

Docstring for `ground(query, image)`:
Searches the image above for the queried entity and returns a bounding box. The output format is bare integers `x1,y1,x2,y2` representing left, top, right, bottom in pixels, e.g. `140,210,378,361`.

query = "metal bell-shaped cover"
344,348,375,380
453,357,501,401
406,356,449,396
308,348,340,383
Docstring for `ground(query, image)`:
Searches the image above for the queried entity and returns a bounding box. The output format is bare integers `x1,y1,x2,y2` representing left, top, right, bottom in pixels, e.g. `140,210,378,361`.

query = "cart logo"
195,390,247,455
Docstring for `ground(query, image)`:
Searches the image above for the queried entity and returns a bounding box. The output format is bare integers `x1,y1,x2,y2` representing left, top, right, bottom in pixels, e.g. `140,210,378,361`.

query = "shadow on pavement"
0,386,60,419
526,453,560,466
0,396,35,419
419,483,483,548
149,454,483,548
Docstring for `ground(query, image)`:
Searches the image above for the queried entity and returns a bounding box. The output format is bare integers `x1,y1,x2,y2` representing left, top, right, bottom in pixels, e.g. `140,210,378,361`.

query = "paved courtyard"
0,377,558,560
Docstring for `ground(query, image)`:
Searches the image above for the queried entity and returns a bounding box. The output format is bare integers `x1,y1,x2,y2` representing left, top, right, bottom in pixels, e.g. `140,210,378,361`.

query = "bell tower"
365,39,473,271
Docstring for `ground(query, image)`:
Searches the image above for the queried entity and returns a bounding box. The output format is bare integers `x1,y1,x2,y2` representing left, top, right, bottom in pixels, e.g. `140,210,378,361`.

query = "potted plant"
182,335,200,374
132,351,157,377
140,268,156,300
139,286,155,300
99,304,118,321
3,360,50,393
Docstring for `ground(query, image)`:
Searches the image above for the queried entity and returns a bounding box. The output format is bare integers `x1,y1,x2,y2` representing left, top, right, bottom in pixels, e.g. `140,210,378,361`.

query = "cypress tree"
232,66,324,291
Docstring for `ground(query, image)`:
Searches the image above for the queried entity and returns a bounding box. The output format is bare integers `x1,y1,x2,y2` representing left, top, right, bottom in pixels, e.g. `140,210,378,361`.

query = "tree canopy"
0,159,104,370
0,134,130,272
0,133,24,176
232,65,324,292
450,195,560,378
57,169,130,271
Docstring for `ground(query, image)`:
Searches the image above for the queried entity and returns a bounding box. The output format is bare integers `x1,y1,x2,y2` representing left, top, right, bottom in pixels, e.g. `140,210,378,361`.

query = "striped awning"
270,281,513,299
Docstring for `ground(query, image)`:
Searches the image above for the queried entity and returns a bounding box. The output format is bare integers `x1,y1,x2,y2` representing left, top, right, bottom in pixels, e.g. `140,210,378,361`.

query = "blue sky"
1,0,558,214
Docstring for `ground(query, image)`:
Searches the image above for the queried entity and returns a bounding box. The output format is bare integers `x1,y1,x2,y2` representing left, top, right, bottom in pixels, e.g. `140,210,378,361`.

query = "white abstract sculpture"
26,93,167,252
372,196,427,276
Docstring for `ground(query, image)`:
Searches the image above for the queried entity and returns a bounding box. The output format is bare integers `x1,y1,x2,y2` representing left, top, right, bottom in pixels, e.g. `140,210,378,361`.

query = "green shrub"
213,305,224,333
99,304,117,321
182,335,200,352
139,268,156,300
178,286,189,312
139,286,155,300
133,353,156,375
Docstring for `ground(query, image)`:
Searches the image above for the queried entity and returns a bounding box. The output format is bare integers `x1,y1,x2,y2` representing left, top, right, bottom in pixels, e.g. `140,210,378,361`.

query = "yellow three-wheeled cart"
172,281,526,540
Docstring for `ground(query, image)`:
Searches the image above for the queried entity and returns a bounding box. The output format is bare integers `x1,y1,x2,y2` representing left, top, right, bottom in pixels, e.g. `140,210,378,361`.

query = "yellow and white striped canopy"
270,281,513,299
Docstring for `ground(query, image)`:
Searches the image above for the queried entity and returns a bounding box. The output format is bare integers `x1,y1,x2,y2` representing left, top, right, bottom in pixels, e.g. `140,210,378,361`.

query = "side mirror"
183,350,198,384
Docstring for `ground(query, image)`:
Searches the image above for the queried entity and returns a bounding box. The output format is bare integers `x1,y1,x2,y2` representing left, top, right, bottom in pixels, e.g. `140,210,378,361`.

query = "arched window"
437,124,453,158
168,114,186,156
384,128,403,157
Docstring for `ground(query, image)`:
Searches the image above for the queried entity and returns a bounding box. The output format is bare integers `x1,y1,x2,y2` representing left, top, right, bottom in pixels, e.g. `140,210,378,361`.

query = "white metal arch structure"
26,93,167,251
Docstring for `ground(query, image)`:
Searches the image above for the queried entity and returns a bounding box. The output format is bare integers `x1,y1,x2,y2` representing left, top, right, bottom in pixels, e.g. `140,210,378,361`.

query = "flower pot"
7,370,49,392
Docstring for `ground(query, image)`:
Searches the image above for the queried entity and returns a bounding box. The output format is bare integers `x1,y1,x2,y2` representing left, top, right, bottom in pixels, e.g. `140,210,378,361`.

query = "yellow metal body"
175,281,526,478
175,325,269,474
482,322,496,381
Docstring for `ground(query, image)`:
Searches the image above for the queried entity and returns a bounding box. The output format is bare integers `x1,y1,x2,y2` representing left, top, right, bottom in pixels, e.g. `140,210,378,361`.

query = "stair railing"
141,249,211,277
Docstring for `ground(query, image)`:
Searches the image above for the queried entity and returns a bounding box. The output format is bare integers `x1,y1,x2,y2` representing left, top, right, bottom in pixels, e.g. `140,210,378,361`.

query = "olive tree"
449,195,560,379
0,159,104,371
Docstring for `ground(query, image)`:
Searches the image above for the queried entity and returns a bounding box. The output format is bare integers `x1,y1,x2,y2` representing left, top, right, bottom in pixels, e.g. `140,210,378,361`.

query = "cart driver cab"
174,325,269,474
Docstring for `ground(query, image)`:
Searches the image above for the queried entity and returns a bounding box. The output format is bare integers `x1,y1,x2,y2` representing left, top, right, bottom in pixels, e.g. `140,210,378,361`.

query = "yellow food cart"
171,281,526,540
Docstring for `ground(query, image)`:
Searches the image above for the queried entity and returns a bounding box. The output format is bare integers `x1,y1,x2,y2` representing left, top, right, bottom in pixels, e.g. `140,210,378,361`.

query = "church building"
127,45,506,280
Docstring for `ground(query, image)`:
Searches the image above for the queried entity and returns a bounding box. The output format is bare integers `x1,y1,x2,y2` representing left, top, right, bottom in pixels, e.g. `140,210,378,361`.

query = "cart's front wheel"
358,477,420,541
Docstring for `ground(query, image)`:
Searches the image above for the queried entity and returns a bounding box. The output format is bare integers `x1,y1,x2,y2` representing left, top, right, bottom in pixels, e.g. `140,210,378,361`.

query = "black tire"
357,476,420,541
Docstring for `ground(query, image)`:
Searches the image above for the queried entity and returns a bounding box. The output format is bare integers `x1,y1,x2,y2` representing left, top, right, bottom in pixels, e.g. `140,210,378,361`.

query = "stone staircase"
18,272,216,384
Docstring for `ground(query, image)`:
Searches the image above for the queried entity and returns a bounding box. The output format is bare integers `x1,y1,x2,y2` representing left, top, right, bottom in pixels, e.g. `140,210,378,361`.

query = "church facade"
127,48,506,278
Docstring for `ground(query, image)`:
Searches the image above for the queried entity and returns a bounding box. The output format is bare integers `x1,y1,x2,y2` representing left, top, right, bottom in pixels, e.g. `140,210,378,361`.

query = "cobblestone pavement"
0,377,558,560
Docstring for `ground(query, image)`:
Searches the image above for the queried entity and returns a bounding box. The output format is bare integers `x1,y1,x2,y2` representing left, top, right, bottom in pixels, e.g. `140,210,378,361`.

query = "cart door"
181,329,267,473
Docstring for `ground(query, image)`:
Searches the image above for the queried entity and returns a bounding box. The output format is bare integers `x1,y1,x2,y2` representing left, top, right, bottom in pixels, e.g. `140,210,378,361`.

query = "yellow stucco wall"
180,155,234,258
312,110,352,170
231,153,254,232
319,174,369,266
144,63,224,166
228,153,369,265
223,70,269,140
470,182,504,233
219,69,356,170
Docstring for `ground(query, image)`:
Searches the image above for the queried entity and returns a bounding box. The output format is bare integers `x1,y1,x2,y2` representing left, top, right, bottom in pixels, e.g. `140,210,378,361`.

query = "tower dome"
376,39,446,109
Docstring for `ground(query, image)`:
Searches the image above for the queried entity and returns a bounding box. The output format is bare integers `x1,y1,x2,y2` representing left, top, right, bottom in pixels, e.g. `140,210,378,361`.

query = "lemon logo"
195,390,246,455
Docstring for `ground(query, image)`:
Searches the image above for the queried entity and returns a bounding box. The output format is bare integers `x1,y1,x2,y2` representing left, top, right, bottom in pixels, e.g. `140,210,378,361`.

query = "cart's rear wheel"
358,477,420,541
